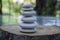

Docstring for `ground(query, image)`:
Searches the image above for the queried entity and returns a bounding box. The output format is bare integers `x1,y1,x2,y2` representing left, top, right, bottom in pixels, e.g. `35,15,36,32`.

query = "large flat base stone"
20,28,36,33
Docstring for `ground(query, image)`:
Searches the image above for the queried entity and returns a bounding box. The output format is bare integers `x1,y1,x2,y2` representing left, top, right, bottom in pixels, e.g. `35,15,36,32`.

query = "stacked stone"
20,4,37,33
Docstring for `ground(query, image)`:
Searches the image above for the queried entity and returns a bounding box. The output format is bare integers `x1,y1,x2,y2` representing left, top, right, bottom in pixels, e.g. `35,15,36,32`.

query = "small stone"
20,22,37,29
22,11,36,16
23,4,33,8
22,8,33,11
21,16,36,23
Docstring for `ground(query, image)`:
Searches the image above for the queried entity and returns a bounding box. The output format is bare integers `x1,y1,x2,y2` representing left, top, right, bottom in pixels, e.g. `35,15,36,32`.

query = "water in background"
37,16,60,27
1,15,60,27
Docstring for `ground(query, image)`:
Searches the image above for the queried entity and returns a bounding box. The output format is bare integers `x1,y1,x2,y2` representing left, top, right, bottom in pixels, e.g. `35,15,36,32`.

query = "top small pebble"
23,4,33,8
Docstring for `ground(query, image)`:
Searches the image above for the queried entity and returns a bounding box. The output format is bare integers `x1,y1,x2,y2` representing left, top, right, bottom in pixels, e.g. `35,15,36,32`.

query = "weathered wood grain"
0,25,60,36
0,25,60,40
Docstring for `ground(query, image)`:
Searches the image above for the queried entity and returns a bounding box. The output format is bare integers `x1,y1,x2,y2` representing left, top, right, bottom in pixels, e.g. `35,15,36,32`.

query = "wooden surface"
0,25,60,36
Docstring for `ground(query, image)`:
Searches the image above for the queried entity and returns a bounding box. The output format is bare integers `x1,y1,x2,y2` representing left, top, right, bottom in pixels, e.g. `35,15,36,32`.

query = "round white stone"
20,22,37,29
22,8,33,11
23,4,33,8
22,11,36,16
20,28,36,33
21,16,36,22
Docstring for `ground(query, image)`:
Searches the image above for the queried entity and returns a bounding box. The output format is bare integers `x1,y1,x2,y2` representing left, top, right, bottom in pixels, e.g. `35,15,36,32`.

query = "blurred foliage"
2,0,35,25
2,0,60,25
35,0,60,16
2,0,35,15
2,0,59,16
2,0,22,15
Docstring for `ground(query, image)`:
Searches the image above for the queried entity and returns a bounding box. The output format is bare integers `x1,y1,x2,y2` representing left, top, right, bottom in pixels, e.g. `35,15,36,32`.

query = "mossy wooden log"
0,25,60,40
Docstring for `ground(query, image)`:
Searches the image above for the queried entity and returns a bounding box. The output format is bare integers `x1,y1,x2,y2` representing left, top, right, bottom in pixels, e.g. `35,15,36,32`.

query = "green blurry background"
2,0,60,25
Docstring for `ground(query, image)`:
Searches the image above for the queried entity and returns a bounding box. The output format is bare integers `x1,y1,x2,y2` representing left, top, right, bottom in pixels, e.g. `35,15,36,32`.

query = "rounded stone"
20,28,36,33
23,4,33,8
22,8,33,11
20,22,37,29
21,16,36,23
22,11,36,16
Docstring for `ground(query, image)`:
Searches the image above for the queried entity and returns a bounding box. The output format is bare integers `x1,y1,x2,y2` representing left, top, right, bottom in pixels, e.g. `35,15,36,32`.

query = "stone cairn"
20,4,37,33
